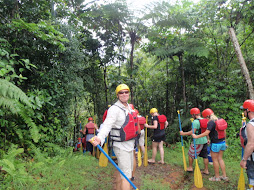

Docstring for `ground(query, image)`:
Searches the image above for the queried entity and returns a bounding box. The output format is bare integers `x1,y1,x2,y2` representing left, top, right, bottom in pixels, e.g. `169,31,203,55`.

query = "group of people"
78,82,254,190
180,107,228,182
180,99,254,188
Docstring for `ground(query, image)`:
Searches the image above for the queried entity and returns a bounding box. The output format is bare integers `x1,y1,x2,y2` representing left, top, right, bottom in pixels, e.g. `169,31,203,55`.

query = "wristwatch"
242,157,247,161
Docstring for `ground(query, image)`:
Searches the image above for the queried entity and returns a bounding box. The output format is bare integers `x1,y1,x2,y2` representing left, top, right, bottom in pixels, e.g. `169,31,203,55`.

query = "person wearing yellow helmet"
90,84,138,190
144,108,168,164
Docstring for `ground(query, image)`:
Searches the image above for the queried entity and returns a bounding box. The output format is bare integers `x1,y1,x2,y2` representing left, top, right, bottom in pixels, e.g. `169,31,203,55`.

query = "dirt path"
113,161,208,190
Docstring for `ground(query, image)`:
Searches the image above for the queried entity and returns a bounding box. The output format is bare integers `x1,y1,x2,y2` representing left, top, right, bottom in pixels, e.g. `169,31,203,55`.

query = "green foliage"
0,146,34,186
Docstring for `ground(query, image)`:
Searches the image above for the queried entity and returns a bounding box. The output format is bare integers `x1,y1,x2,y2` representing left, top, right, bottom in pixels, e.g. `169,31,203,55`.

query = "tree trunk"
130,34,135,104
228,27,254,99
166,61,169,116
178,54,187,111
103,65,108,105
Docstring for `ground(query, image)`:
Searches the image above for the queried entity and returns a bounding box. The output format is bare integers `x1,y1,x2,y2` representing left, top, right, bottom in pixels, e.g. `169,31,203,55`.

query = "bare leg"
121,178,131,190
148,141,158,163
116,172,121,190
158,141,164,163
203,158,209,174
187,156,194,171
140,145,145,155
218,150,226,177
211,151,220,178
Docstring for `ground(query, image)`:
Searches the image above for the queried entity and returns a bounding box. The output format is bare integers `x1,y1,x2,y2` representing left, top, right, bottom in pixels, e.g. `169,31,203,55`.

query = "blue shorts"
211,141,226,153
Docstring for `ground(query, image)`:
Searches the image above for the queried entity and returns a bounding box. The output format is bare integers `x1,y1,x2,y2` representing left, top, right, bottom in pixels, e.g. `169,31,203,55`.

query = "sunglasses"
118,91,129,95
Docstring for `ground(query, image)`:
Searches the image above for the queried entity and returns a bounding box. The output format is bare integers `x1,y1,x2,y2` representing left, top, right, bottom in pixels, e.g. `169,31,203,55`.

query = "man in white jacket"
90,84,136,190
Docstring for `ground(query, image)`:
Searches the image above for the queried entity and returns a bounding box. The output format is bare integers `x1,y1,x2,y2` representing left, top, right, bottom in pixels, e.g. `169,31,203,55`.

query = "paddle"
92,116,96,157
94,116,100,159
143,115,148,167
238,113,246,190
90,138,139,190
79,121,83,152
138,146,142,167
191,118,203,188
99,136,108,167
177,110,187,171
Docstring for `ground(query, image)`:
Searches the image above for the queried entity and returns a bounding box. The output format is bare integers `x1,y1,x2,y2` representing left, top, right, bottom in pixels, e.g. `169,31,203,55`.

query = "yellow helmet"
150,108,158,114
115,84,130,95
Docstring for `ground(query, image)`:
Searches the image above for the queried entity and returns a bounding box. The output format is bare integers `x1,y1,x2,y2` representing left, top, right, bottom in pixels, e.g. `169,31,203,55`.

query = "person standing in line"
136,109,146,156
89,84,138,190
144,108,168,164
192,108,228,181
240,99,254,190
180,108,209,174
80,117,98,155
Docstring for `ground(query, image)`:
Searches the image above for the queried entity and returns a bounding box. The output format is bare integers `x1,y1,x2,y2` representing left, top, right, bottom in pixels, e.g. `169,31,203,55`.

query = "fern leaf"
0,79,32,108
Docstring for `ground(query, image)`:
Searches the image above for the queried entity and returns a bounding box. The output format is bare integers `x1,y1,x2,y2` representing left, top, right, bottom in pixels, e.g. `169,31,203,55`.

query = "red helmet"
202,108,214,118
242,99,254,112
129,104,134,110
78,138,81,141
134,109,139,115
88,117,93,121
190,108,200,115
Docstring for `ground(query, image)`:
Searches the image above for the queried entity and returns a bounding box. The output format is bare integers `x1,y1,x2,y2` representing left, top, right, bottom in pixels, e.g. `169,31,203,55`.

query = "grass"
0,150,114,190
0,143,248,190
160,142,248,190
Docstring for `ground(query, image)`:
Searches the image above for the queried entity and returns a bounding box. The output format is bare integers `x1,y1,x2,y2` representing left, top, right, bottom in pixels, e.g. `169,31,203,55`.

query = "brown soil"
112,161,209,190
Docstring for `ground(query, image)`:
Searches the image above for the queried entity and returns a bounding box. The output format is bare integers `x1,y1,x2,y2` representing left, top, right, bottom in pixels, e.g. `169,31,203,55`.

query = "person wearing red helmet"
192,108,228,181
240,99,254,188
180,108,209,174
80,117,98,155
73,137,82,152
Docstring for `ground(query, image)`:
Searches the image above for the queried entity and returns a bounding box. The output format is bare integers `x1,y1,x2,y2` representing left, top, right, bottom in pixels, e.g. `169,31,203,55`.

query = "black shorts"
247,160,254,180
86,142,93,153
152,133,165,142
199,143,208,158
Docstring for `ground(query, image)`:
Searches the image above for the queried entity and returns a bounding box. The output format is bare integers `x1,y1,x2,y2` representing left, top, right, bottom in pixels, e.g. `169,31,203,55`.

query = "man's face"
117,90,129,103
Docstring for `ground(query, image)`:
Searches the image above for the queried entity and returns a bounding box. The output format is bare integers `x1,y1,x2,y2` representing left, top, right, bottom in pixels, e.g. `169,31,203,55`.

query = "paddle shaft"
96,144,139,190
177,111,184,146
191,120,197,159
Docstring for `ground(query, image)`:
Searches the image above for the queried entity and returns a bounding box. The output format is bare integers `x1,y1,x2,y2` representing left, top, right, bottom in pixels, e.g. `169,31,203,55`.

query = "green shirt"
193,118,207,145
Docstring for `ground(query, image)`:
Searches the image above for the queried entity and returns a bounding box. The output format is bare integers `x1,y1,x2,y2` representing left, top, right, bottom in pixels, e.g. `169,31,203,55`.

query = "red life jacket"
240,125,247,148
198,118,209,134
103,109,108,122
215,119,228,139
86,123,95,134
138,116,146,130
111,105,139,142
158,115,167,130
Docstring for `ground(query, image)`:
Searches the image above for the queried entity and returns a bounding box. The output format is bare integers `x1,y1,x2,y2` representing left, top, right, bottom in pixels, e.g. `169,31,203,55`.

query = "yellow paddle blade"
99,142,108,167
138,147,142,167
194,159,203,188
238,168,245,190
182,146,187,171
143,126,148,167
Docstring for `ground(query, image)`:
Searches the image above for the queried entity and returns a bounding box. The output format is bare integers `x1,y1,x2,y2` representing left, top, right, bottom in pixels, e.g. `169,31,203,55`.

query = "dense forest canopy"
1,0,254,159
